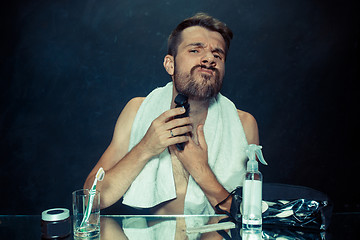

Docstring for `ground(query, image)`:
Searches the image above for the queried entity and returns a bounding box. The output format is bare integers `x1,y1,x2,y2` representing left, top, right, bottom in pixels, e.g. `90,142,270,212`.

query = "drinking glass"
72,189,100,239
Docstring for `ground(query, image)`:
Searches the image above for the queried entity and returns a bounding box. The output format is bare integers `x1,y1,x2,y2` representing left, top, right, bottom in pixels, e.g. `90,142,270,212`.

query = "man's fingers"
168,135,190,145
168,125,192,137
158,107,186,122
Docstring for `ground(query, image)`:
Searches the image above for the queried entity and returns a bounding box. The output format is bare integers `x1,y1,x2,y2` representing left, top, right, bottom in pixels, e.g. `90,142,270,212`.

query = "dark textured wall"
0,0,358,214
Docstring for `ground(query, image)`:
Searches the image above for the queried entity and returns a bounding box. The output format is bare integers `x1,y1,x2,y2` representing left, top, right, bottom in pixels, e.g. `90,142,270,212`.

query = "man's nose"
201,52,216,67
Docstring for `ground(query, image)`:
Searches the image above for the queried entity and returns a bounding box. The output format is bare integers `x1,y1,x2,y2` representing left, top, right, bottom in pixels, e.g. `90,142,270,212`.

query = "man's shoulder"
127,97,145,108
123,97,145,115
111,97,145,146
115,97,145,128
236,109,256,124
236,109,259,144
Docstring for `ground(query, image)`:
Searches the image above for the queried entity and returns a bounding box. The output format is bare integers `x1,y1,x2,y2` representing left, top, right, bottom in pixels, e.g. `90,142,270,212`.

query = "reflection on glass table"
101,215,228,240
0,213,359,239
100,215,327,240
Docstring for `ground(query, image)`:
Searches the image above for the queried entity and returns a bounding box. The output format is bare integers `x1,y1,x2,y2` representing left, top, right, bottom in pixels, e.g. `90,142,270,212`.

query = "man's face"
172,26,226,100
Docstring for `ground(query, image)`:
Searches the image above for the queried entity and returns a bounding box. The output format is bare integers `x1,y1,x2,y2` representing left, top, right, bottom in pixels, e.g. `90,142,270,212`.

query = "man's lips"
197,66,215,75
190,64,218,77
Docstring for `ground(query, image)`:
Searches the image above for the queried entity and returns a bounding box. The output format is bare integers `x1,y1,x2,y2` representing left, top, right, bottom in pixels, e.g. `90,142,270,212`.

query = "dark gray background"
1,0,358,214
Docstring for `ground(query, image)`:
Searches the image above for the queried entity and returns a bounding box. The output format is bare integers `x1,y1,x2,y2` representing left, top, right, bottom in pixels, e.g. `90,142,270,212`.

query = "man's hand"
171,124,209,180
139,107,192,158
171,124,232,211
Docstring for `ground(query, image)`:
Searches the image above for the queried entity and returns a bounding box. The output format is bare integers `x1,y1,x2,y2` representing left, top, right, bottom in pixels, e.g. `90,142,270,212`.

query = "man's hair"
167,13,233,58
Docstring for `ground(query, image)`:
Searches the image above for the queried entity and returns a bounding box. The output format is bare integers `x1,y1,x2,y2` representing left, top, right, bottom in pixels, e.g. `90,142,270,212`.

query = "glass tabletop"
0,213,358,239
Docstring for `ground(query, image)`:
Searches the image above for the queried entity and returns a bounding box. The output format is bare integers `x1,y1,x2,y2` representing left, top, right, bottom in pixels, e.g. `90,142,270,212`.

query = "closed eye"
214,54,222,59
189,49,199,53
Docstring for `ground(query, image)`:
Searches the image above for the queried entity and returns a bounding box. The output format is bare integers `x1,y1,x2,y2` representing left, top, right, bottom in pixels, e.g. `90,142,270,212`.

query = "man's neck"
186,98,209,125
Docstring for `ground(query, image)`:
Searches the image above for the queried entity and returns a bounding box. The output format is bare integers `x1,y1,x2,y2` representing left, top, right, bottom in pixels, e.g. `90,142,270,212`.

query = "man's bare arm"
84,97,192,209
83,97,145,208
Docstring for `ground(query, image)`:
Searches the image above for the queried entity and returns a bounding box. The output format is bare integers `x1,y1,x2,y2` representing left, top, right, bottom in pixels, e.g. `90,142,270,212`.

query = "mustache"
191,64,218,73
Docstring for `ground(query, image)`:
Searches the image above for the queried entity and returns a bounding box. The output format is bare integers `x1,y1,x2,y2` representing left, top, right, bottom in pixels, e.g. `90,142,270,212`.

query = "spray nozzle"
245,144,267,171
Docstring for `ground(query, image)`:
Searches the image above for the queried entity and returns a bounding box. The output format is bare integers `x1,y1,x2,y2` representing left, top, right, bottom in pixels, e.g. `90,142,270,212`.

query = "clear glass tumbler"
72,189,100,239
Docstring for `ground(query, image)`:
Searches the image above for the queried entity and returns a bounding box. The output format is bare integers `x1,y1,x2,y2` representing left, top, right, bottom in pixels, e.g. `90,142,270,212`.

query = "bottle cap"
246,144,267,171
42,208,69,221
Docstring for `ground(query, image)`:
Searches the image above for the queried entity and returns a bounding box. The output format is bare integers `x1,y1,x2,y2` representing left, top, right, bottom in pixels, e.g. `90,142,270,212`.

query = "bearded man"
84,13,259,215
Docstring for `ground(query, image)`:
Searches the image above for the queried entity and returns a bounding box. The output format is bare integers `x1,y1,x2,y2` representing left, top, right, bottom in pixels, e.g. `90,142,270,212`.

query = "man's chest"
170,151,189,195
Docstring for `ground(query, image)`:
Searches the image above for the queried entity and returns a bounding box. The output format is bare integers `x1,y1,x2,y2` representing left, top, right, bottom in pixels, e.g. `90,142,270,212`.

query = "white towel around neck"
122,82,248,214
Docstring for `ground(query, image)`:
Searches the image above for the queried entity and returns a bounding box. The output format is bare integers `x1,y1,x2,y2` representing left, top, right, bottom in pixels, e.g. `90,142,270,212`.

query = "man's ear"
163,55,174,76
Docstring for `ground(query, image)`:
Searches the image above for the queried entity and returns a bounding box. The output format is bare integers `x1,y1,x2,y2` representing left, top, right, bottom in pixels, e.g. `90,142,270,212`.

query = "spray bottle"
242,144,267,233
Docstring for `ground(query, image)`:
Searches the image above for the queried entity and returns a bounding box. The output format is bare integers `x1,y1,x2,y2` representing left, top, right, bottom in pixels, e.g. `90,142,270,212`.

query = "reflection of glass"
72,189,100,239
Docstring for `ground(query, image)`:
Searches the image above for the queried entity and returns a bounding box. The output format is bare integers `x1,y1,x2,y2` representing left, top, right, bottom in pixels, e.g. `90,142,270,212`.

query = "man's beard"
173,64,223,101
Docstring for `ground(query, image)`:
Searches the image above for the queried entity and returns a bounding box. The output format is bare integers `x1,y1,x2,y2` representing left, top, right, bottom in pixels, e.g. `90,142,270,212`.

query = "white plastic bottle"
242,144,267,233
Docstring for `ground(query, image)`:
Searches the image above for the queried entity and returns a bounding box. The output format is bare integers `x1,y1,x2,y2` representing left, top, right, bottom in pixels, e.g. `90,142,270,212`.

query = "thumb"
197,124,207,149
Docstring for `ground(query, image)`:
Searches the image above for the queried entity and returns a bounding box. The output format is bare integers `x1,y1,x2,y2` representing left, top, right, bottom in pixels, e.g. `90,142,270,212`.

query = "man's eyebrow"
213,47,225,56
185,42,205,48
185,42,225,56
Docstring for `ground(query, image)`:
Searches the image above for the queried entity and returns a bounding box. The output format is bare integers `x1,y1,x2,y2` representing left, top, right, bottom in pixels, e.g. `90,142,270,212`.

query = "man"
84,13,259,215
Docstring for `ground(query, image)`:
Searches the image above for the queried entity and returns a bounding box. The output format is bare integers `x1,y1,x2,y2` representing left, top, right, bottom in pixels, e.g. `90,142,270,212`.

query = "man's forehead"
179,26,226,50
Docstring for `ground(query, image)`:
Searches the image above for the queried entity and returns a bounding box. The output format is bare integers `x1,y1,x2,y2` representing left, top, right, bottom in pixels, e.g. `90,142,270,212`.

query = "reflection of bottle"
242,144,267,233
241,229,262,240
